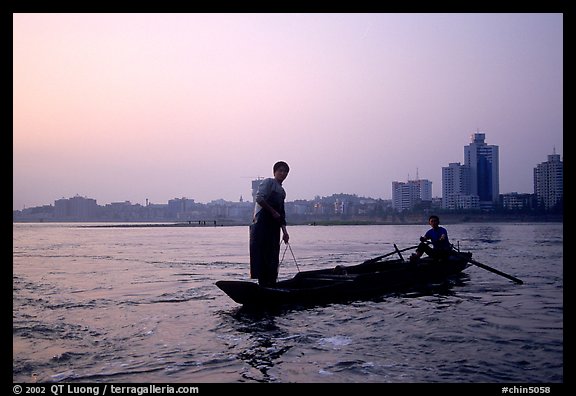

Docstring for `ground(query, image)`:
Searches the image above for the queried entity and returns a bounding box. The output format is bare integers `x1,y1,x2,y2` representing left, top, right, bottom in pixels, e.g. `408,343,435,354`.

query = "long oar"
361,244,420,265
455,251,523,285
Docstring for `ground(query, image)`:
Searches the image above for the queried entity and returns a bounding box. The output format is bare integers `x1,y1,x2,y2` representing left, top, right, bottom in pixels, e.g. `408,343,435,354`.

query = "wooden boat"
216,248,473,307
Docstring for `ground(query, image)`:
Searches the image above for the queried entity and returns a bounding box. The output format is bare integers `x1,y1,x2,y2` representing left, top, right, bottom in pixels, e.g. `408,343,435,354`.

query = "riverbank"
295,213,564,226
18,212,563,227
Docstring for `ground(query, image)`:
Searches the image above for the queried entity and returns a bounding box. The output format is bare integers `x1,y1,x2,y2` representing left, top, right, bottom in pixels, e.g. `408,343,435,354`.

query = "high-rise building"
412,179,432,201
392,178,432,212
441,162,479,210
464,132,499,209
534,151,563,210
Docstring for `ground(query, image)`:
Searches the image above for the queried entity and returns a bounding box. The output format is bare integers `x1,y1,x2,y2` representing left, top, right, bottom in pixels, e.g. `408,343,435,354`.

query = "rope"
279,241,301,272
280,242,289,264
287,242,301,272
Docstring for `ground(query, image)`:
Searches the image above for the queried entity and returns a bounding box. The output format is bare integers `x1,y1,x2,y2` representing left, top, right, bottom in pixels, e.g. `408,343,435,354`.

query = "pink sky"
13,13,563,210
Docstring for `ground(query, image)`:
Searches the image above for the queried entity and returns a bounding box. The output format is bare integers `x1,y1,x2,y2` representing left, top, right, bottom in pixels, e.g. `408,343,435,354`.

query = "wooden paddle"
361,244,420,265
454,251,524,285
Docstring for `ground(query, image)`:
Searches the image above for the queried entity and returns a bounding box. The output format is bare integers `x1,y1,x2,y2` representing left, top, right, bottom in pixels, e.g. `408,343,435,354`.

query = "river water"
13,222,563,383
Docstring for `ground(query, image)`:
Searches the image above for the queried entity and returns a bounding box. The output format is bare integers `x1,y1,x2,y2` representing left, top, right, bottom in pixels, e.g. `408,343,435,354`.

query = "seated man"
410,215,452,262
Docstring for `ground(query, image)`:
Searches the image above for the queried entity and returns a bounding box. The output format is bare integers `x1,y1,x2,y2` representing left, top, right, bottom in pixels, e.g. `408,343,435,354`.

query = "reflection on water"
233,312,289,382
217,308,293,382
216,270,473,382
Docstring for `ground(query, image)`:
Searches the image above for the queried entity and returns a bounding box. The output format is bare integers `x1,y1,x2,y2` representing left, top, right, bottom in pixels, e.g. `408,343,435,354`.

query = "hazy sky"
13,13,563,210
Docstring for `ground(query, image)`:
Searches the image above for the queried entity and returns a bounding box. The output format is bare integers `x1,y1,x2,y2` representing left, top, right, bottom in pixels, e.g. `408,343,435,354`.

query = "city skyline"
13,14,563,210
15,146,558,210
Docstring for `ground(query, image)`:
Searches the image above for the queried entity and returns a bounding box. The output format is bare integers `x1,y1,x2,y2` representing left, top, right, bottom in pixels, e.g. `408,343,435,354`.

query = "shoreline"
14,213,563,227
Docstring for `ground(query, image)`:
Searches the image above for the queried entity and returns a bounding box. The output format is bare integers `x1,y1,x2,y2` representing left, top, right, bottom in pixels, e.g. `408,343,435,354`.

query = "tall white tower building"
464,132,499,209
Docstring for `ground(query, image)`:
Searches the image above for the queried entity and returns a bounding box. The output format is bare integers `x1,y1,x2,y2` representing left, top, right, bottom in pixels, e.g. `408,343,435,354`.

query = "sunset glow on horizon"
13,13,563,210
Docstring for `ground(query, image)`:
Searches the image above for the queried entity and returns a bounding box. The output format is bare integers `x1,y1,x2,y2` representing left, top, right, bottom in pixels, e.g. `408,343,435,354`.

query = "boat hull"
216,253,471,306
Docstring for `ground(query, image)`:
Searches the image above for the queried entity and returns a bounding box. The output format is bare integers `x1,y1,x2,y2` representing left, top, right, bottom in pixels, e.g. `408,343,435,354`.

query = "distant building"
441,162,479,210
442,132,498,210
392,179,432,212
251,178,265,203
168,197,195,213
412,179,432,201
500,192,534,211
464,132,499,209
534,151,563,210
54,195,98,219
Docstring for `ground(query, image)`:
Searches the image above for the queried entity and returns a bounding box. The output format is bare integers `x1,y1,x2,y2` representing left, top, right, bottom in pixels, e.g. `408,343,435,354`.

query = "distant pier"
81,220,228,228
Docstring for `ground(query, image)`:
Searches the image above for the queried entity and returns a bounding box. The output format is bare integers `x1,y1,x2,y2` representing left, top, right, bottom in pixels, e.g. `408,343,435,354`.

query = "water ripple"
13,223,563,383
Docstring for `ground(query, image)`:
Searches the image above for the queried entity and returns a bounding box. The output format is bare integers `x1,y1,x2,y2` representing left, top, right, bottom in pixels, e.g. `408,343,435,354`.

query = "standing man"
249,161,290,286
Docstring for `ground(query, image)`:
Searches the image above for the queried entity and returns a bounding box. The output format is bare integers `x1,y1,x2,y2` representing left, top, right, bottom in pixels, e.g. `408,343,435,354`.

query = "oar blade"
465,256,523,285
